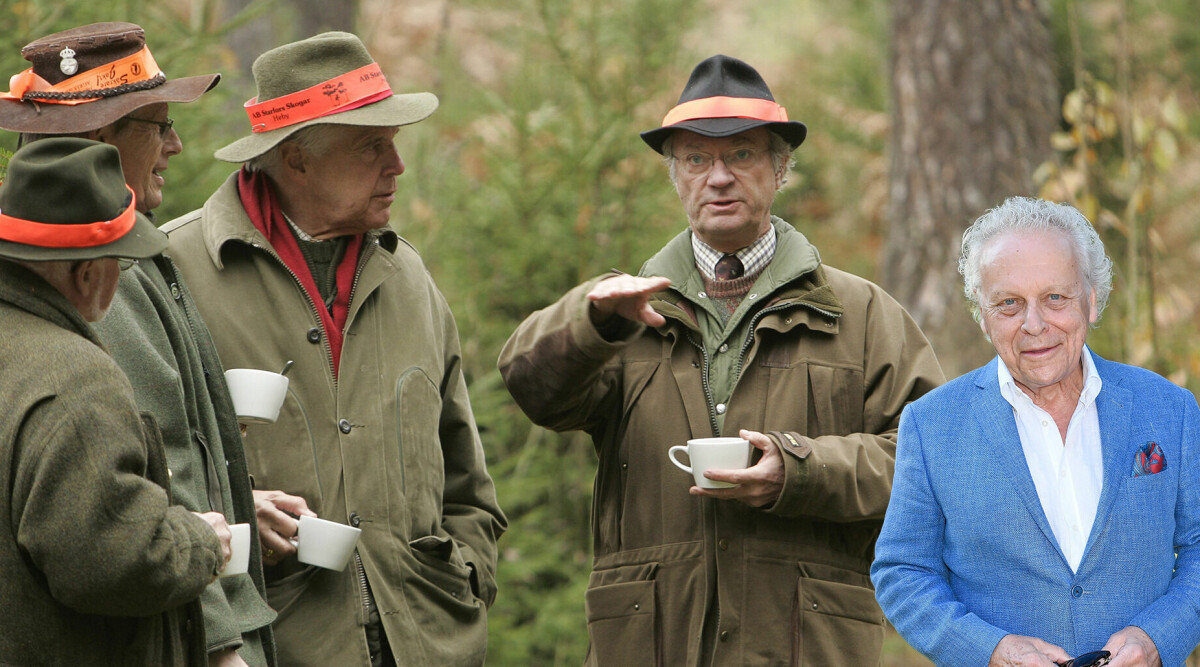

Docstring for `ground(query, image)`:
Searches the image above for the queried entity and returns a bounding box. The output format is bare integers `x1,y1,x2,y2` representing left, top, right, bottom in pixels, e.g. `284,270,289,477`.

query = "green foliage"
401,1,702,661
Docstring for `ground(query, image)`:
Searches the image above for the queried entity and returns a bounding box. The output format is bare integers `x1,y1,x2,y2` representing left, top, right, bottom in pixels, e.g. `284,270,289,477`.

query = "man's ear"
69,259,99,296
280,142,307,176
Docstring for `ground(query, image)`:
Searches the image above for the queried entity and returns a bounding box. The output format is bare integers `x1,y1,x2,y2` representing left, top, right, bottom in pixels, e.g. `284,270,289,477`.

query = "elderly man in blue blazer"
872,196,1200,667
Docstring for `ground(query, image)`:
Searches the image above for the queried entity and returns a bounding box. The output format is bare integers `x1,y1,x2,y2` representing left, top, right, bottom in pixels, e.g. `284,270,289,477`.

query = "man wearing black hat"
0,22,276,667
0,137,233,665
499,55,944,665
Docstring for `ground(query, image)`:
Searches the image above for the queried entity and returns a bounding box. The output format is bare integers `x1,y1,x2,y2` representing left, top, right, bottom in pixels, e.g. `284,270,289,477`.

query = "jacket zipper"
251,242,338,382
684,329,721,437
354,551,372,621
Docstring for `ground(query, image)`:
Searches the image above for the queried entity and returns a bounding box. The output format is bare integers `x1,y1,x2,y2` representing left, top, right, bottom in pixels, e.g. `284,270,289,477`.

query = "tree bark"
883,0,1058,377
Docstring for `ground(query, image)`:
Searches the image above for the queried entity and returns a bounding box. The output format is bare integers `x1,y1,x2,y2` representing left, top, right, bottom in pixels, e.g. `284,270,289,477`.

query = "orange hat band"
661,96,789,127
243,63,393,133
0,186,137,248
0,47,164,106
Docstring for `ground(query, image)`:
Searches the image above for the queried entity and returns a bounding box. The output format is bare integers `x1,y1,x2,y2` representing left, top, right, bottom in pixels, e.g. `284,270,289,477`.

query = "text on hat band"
0,46,164,105
661,96,789,128
242,62,393,133
0,185,138,248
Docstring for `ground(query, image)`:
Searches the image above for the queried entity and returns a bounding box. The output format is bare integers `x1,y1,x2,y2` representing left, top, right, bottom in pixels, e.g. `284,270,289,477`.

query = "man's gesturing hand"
587,275,671,328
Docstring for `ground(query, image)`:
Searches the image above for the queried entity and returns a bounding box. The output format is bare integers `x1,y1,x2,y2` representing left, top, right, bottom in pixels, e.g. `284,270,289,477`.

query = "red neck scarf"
237,168,362,378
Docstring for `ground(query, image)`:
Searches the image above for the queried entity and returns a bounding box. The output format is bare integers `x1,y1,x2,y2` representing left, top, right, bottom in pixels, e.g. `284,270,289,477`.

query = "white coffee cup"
219,523,251,578
224,369,289,424
291,515,362,571
668,437,752,489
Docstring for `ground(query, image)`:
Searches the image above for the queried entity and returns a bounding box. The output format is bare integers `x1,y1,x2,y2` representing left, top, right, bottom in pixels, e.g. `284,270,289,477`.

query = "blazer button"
1071,585,1083,598
718,539,728,551
349,512,361,527
307,327,322,344
339,419,352,434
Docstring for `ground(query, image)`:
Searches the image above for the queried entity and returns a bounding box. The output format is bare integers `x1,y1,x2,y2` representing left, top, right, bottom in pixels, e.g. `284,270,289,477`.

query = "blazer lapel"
970,358,1070,567
1082,355,1134,562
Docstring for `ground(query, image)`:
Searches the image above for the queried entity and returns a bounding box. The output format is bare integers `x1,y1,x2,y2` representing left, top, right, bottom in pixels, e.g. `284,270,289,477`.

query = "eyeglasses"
1059,650,1111,667
672,147,768,176
124,116,175,139
116,258,139,271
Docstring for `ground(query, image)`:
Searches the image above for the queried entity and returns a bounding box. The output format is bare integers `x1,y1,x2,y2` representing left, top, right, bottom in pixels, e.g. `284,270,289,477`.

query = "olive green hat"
215,31,438,163
0,137,167,262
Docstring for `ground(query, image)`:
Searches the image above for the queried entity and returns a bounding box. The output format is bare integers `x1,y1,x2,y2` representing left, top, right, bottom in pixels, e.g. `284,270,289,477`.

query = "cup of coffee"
224,369,289,424
291,515,362,571
668,437,752,489
219,523,251,578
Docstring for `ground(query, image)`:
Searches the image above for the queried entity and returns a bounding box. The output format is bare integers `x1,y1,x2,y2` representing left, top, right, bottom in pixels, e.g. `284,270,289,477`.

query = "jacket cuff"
763,431,812,517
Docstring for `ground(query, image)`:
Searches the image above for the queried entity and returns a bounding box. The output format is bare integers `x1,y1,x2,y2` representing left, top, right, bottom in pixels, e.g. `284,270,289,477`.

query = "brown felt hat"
215,31,437,163
0,138,166,262
0,22,219,134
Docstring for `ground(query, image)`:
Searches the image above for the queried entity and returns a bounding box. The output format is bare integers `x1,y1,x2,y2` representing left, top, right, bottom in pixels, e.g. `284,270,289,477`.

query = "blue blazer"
871,353,1200,666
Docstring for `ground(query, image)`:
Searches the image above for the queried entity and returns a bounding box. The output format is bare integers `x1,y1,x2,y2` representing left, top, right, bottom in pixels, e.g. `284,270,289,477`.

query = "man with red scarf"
163,32,506,667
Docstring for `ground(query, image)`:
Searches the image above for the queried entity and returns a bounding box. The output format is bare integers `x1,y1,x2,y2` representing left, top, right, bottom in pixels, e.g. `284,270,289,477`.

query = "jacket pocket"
400,538,488,664
796,575,884,666
584,578,659,667
395,367,444,535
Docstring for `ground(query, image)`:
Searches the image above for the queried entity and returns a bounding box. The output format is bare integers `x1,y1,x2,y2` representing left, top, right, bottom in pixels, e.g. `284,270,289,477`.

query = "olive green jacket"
162,172,507,667
499,219,944,666
0,259,222,666
93,256,277,666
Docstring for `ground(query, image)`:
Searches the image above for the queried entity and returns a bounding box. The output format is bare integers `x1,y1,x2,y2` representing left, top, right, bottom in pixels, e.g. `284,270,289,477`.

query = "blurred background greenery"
2,0,1198,664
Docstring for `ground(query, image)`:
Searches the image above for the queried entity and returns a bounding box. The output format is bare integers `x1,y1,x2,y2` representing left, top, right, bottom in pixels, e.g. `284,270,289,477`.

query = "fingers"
587,275,672,322
252,489,313,566
195,511,233,566
740,429,773,451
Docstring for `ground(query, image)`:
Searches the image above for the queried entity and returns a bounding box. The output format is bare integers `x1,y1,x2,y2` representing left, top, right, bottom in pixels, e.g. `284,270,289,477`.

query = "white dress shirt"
997,346,1104,572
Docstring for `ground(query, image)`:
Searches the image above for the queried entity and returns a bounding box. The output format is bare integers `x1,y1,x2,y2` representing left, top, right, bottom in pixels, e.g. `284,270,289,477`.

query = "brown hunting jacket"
499,219,944,666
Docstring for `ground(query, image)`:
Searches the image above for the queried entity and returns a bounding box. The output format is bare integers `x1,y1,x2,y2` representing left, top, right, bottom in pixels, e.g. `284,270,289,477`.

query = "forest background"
2,0,1198,664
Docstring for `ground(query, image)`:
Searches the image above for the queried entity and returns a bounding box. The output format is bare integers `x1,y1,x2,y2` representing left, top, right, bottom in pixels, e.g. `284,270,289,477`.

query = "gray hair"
959,196,1113,323
244,124,344,177
661,129,795,188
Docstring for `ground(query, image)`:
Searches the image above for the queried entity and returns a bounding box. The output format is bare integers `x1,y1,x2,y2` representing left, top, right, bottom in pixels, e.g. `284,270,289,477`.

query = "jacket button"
715,403,726,415
169,283,181,300
717,343,728,353
718,539,728,551
1071,585,1083,598
307,327,321,344
719,631,730,642
349,512,361,527
339,419,352,434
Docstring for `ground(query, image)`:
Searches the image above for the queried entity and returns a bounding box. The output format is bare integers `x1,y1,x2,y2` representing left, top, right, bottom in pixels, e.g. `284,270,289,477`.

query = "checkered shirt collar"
691,225,776,281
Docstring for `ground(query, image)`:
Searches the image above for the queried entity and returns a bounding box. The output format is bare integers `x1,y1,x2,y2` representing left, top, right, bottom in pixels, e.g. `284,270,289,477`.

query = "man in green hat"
0,22,276,667
499,54,944,665
164,32,507,666
0,137,234,665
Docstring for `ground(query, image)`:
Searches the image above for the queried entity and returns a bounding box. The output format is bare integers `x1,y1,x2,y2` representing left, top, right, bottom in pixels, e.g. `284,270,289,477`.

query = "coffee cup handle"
668,445,692,474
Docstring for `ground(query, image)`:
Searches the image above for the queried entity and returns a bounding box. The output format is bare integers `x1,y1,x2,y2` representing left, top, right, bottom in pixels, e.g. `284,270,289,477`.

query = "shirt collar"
998,345,1103,408
691,225,777,281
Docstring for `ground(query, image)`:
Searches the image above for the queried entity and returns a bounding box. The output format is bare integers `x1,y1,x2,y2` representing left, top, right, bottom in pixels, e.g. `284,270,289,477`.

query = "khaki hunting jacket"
499,219,944,666
162,173,507,667
0,259,222,666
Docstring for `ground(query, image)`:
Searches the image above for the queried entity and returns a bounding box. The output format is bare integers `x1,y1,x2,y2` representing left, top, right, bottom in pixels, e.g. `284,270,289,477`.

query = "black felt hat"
0,138,166,262
640,54,807,155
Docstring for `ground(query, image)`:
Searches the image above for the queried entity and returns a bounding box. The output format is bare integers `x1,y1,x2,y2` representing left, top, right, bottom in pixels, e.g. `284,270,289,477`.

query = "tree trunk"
883,0,1059,377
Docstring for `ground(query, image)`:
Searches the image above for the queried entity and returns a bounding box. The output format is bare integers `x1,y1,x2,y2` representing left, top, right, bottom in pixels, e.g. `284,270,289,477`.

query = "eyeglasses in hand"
1058,650,1111,667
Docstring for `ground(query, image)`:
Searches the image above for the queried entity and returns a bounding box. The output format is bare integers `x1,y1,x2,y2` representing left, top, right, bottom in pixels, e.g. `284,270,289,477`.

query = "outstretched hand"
587,275,671,328
689,430,784,508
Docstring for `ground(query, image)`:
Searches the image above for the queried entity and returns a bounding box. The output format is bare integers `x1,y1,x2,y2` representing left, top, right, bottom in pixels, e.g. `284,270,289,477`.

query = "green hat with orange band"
215,31,438,163
640,54,807,155
0,138,166,262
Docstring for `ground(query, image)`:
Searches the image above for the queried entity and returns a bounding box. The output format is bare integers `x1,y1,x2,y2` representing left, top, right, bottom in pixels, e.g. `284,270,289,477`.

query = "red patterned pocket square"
1132,441,1166,477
